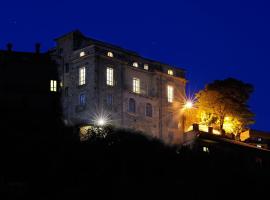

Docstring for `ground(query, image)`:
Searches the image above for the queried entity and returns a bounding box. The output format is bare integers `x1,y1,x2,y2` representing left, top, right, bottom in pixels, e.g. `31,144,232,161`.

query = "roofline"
54,30,186,72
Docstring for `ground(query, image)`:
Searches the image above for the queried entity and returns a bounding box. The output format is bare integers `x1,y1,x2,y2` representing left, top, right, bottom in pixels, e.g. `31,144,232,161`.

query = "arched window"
145,103,152,117
107,51,114,57
128,98,136,113
132,62,138,67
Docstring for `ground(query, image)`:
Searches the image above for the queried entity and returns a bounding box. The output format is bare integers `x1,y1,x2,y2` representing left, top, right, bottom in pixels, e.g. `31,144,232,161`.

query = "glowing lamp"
184,101,193,109
97,118,106,126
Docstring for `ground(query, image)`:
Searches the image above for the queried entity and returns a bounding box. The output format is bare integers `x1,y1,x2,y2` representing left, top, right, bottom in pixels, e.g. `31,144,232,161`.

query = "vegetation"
195,78,255,136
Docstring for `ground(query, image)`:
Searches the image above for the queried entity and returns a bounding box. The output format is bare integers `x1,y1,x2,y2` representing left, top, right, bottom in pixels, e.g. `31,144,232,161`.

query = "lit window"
107,52,114,57
50,80,57,92
133,62,138,67
80,51,85,57
258,138,262,142
79,67,86,85
167,85,174,103
168,69,174,75
128,98,136,113
79,94,86,105
133,78,140,94
146,103,152,117
203,147,209,153
106,67,114,86
144,64,149,70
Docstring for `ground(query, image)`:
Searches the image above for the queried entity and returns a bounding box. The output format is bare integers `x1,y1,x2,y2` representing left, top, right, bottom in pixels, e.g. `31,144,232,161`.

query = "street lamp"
184,101,193,110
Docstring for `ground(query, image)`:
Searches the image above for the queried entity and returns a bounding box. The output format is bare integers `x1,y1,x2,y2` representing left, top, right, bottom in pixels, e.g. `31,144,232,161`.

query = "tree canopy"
195,78,255,135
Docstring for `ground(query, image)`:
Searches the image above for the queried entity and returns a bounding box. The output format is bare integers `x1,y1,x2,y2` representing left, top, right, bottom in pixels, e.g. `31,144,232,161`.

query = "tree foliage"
195,78,255,135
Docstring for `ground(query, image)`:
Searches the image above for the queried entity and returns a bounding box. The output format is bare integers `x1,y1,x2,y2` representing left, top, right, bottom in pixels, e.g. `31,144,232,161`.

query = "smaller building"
240,129,270,149
0,43,60,135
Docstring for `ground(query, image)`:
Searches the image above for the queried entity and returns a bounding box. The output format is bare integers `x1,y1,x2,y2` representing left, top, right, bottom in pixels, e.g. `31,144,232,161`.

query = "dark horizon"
1,0,269,131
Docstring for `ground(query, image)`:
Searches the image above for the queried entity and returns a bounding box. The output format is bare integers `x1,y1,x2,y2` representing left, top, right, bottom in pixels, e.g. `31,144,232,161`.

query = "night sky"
1,0,269,131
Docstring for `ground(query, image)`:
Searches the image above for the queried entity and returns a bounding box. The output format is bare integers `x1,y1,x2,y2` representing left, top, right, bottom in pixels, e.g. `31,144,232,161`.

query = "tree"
195,78,255,135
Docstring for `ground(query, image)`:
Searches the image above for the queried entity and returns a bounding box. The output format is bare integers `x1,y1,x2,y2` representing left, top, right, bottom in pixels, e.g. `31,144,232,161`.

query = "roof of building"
54,30,186,73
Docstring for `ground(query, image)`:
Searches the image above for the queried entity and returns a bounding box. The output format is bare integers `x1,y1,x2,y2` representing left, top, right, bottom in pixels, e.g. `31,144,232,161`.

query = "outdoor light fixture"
184,101,193,109
92,110,111,127
97,118,106,126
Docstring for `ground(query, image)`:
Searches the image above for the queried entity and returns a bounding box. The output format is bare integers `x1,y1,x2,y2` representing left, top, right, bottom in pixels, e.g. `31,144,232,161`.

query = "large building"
52,30,187,144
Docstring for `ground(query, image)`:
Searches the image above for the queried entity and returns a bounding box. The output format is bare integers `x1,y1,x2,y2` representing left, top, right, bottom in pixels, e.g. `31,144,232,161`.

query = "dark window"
58,48,63,55
65,63,69,73
128,98,136,113
65,87,69,97
79,94,86,105
145,103,152,117
168,132,174,143
107,94,113,105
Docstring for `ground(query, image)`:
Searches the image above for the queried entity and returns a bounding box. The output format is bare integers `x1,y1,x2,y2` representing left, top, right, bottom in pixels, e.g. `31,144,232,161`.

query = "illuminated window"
133,78,140,94
79,67,86,86
144,64,149,70
203,147,209,153
145,103,152,117
50,80,57,92
167,85,174,103
128,98,136,113
168,69,174,75
80,51,86,57
107,52,114,57
133,62,138,67
79,94,86,105
258,138,262,142
106,67,114,86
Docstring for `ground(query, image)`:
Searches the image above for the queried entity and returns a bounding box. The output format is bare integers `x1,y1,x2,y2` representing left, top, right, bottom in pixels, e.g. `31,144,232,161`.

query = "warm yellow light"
168,69,174,75
184,101,193,109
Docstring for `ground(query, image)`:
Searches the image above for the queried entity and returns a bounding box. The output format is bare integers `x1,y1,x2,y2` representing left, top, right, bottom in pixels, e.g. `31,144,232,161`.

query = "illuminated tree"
195,78,255,135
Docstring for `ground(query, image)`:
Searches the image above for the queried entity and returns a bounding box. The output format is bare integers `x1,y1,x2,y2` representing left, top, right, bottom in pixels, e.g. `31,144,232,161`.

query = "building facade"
52,30,187,144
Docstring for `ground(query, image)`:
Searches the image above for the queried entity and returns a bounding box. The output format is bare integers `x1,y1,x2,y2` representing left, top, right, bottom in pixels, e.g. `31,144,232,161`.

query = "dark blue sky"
1,0,269,130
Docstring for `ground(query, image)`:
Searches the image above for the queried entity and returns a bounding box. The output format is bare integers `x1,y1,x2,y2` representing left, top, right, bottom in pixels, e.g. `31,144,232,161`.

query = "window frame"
79,93,86,106
107,51,114,58
128,98,136,113
65,87,69,97
80,51,86,57
167,85,174,103
106,94,113,107
50,80,57,92
132,62,139,68
106,67,114,86
78,66,86,86
132,77,140,94
144,64,149,70
168,69,174,76
145,103,153,117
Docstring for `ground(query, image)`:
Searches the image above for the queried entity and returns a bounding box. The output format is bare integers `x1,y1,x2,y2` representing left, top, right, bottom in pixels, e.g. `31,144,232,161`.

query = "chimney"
7,43,13,51
35,43,41,54
208,127,213,134
193,124,199,132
